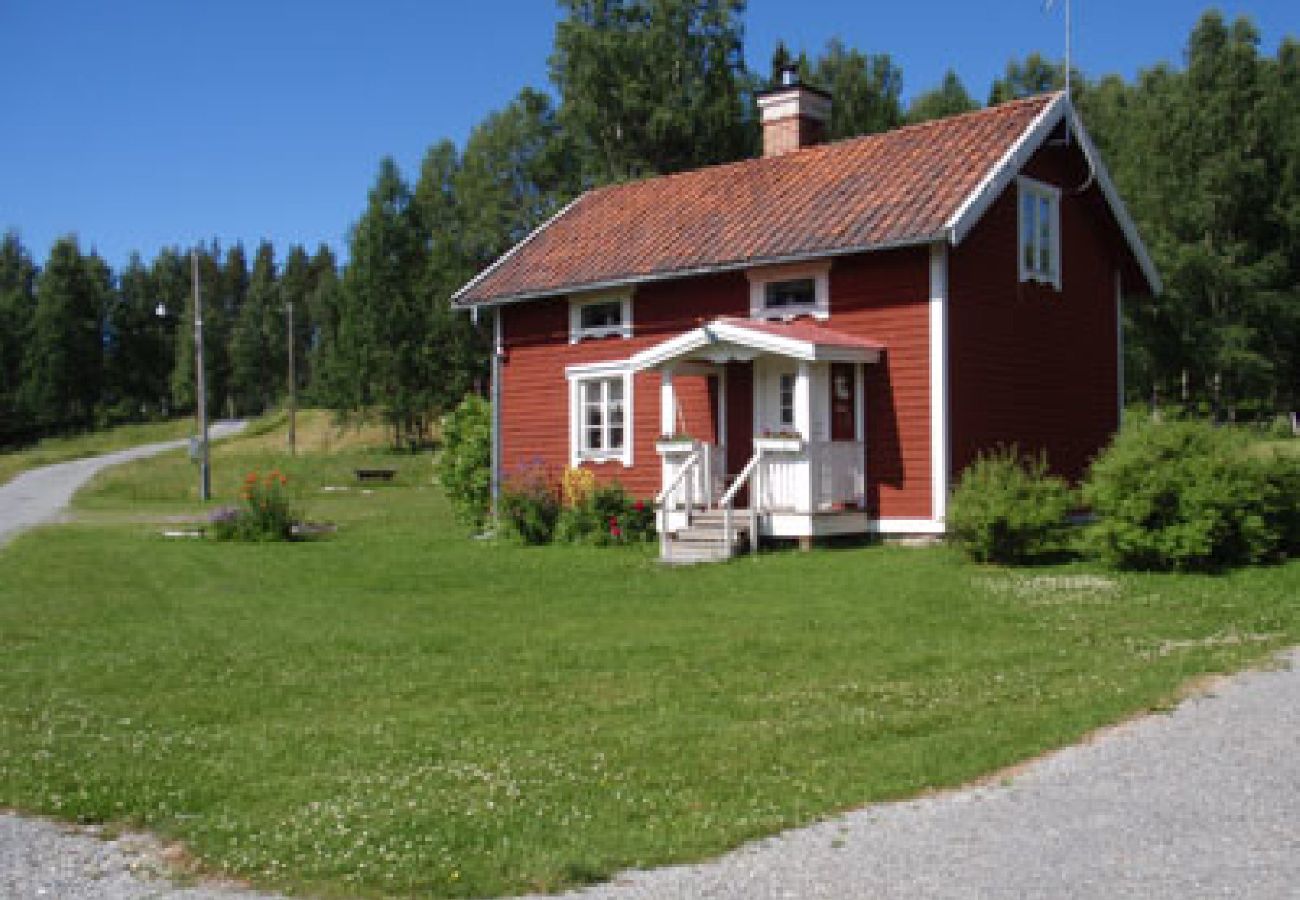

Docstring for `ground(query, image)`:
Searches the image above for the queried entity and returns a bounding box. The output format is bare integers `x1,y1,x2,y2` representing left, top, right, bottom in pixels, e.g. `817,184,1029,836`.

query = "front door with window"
830,363,856,441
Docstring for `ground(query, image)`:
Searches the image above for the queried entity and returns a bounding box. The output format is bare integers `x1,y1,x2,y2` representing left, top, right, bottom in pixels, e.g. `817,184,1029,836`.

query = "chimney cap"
756,74,832,102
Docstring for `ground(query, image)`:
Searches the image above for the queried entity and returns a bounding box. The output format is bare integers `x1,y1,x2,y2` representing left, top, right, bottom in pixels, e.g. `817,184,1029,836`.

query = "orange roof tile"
455,93,1059,306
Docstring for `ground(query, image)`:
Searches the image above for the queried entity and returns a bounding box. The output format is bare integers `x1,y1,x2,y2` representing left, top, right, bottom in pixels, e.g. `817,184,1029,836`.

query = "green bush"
556,482,656,546
210,469,299,541
947,446,1074,564
1082,417,1297,571
499,461,562,545
437,396,492,529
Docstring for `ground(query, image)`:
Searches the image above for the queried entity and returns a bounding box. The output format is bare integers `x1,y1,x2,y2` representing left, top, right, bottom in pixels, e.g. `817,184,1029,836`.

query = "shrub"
211,470,298,541
437,396,492,529
1082,417,1297,571
947,446,1074,564
499,461,562,545
556,480,655,546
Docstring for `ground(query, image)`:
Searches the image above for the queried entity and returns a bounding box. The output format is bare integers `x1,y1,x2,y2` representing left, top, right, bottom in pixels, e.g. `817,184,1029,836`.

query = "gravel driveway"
1,430,1295,898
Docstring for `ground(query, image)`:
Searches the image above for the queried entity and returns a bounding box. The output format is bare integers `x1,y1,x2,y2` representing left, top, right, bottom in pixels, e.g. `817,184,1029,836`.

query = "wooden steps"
660,510,751,564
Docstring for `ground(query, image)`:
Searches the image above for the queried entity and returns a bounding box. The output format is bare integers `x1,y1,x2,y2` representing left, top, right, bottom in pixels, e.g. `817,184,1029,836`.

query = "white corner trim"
945,93,1067,246
451,194,586,304
568,289,634,343
746,260,832,321
566,365,634,468
1116,268,1125,426
929,242,949,524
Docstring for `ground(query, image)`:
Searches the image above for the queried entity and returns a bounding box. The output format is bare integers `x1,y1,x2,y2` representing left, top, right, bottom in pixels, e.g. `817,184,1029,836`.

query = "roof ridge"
578,91,1062,201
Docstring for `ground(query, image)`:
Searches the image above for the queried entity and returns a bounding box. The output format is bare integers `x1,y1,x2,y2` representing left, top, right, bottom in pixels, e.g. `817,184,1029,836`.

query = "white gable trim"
626,320,881,372
450,194,586,305
1066,104,1163,296
944,92,1161,296
945,94,1067,247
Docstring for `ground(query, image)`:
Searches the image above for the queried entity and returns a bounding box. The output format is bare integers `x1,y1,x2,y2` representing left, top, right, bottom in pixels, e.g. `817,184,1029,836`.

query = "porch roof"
628,317,883,371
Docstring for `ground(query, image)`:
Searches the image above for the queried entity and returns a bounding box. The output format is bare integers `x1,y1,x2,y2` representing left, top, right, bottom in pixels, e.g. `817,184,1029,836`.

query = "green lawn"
0,433,1297,898
0,418,198,487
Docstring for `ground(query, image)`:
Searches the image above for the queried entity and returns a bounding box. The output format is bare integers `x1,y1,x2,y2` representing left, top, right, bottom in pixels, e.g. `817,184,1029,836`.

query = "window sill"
570,328,632,343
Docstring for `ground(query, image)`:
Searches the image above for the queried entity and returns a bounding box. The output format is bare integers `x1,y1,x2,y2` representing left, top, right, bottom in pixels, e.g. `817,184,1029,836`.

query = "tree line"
2,3,1295,449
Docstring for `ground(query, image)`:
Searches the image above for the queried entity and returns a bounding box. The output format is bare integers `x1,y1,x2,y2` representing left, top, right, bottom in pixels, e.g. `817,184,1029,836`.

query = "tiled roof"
455,93,1060,306
715,317,884,352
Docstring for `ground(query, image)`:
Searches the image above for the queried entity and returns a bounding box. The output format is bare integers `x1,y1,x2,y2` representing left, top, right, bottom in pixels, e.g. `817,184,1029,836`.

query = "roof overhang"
627,318,882,372
943,92,1162,296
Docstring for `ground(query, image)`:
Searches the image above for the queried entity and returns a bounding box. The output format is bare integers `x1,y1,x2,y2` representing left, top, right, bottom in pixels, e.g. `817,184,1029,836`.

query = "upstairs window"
1018,176,1061,290
569,293,632,342
765,278,816,310
748,262,830,320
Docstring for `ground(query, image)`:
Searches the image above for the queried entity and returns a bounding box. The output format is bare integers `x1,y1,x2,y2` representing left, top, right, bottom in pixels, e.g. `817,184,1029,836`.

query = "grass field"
0,423,1297,898
0,418,197,487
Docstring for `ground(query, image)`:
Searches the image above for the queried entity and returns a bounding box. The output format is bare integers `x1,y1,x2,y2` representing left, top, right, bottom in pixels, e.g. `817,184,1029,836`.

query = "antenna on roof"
1044,0,1072,144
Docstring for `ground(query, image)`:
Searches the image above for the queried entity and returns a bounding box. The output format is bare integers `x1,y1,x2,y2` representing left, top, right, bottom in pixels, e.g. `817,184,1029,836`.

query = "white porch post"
717,366,728,454
794,360,811,438
853,363,865,442
794,360,812,515
660,365,676,436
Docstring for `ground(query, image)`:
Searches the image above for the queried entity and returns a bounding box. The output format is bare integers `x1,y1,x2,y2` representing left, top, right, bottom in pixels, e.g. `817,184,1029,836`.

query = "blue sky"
1,1,1293,269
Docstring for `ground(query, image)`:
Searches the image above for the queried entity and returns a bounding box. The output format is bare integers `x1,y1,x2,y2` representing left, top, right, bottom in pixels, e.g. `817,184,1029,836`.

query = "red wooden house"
453,81,1160,561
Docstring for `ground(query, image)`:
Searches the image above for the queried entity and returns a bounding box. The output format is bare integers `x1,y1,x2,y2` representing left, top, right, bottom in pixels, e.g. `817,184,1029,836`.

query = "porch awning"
628,317,884,371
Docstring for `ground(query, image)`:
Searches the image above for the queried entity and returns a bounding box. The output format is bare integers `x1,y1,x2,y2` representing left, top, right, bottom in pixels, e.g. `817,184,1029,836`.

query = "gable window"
570,293,633,342
566,365,634,466
748,262,831,320
1018,176,1061,290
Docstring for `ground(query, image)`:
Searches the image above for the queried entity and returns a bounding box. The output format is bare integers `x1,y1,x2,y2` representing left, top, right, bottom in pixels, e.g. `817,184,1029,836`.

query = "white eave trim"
944,91,1162,297
452,236,936,310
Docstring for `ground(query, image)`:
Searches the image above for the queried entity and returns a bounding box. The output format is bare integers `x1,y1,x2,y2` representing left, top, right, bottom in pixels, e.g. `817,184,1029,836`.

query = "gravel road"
1,429,1296,898
0,421,246,547
532,649,1300,900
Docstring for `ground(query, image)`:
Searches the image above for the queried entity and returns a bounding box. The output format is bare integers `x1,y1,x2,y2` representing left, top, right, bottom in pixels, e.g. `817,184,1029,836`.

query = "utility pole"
286,299,297,456
192,249,211,501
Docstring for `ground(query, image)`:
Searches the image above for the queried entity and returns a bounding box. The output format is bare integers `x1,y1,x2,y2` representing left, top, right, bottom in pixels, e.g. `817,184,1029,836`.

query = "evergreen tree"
278,244,315,399
305,245,342,406
906,70,978,123
104,253,171,418
229,241,280,414
21,237,105,432
0,232,37,444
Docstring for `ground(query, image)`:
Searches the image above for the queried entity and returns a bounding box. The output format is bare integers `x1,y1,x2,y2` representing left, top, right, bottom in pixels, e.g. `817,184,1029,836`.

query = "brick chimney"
757,64,832,157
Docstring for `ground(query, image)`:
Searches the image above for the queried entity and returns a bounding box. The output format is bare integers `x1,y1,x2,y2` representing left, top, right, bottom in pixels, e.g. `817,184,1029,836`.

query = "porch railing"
756,440,865,512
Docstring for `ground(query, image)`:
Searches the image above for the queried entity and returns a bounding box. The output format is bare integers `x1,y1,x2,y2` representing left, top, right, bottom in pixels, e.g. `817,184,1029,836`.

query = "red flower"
608,517,618,526
610,525,622,538
633,500,645,511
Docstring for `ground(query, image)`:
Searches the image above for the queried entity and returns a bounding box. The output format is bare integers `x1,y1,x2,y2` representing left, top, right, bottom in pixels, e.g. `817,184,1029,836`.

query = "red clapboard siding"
949,137,1120,485
829,248,932,519
499,271,749,497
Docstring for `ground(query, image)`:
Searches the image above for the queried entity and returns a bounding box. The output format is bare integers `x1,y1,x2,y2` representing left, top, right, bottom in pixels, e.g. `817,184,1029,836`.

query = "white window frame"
569,291,633,343
565,362,634,467
746,261,831,321
1018,176,1062,291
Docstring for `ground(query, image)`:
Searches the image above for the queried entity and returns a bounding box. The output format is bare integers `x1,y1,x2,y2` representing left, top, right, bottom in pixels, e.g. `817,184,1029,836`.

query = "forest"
1,3,1295,449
